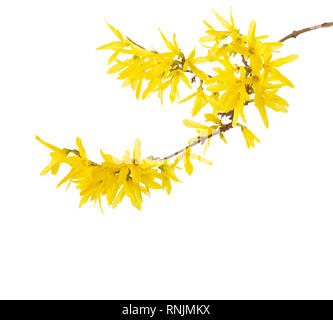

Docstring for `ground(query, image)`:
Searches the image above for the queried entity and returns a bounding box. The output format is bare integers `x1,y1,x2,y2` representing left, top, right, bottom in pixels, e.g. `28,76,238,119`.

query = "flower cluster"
98,9,297,147
36,136,211,210
97,22,191,104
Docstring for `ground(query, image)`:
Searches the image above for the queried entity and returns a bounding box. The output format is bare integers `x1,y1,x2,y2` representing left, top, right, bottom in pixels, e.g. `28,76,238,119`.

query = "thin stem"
157,112,234,161
159,131,219,161
126,37,147,50
279,21,333,42
161,122,233,161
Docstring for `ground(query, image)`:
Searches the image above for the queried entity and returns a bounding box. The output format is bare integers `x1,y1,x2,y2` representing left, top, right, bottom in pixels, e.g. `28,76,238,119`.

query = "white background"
0,0,333,299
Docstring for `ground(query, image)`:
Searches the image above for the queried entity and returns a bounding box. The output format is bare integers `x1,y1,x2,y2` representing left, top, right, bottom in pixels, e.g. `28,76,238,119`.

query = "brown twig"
126,37,147,50
241,55,250,68
160,122,233,161
279,21,333,42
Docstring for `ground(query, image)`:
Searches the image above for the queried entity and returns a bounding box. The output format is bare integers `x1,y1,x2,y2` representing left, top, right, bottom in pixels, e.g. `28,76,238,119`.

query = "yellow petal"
170,73,180,102
118,167,129,185
183,120,210,129
40,160,56,176
257,105,269,128
174,153,184,166
269,68,294,88
136,79,143,99
158,28,176,52
190,153,213,165
203,137,211,155
112,187,126,209
105,20,124,41
199,35,218,43
76,137,86,159
213,10,233,31
184,148,193,175
36,136,60,152
79,194,90,208
204,113,221,124
188,63,208,81
107,63,127,74
179,71,192,89
241,126,260,148
133,138,142,161
230,7,235,27
57,168,78,188
271,54,299,67
247,20,256,48
219,132,227,144
107,183,120,206
172,33,179,51
232,108,240,127
108,51,120,65
125,180,142,210
179,92,196,104
192,92,207,116
122,150,130,163
101,151,122,165
96,41,124,50
203,20,214,30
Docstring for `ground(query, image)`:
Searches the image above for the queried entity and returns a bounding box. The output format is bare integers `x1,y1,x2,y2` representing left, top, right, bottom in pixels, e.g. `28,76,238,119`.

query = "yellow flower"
253,70,290,128
56,137,91,188
101,143,183,209
263,51,298,88
158,29,180,54
239,125,260,148
96,21,130,65
36,136,70,175
229,20,282,76
183,49,209,81
204,113,221,124
184,147,193,175
179,87,218,116
206,62,249,126
200,9,238,44
98,22,191,103
159,162,182,194
37,137,189,211
168,69,192,102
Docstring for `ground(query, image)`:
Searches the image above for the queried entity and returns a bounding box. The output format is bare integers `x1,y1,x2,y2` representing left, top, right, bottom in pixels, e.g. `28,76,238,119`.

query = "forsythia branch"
151,122,233,161
37,12,333,211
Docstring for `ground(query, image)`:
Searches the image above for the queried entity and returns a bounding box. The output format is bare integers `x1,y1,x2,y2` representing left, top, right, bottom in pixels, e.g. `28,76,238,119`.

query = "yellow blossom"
158,29,180,54
238,125,260,148
263,51,298,88
179,87,219,116
37,136,214,211
200,9,238,45
253,70,290,127
182,49,210,81
36,136,70,175
206,63,249,126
